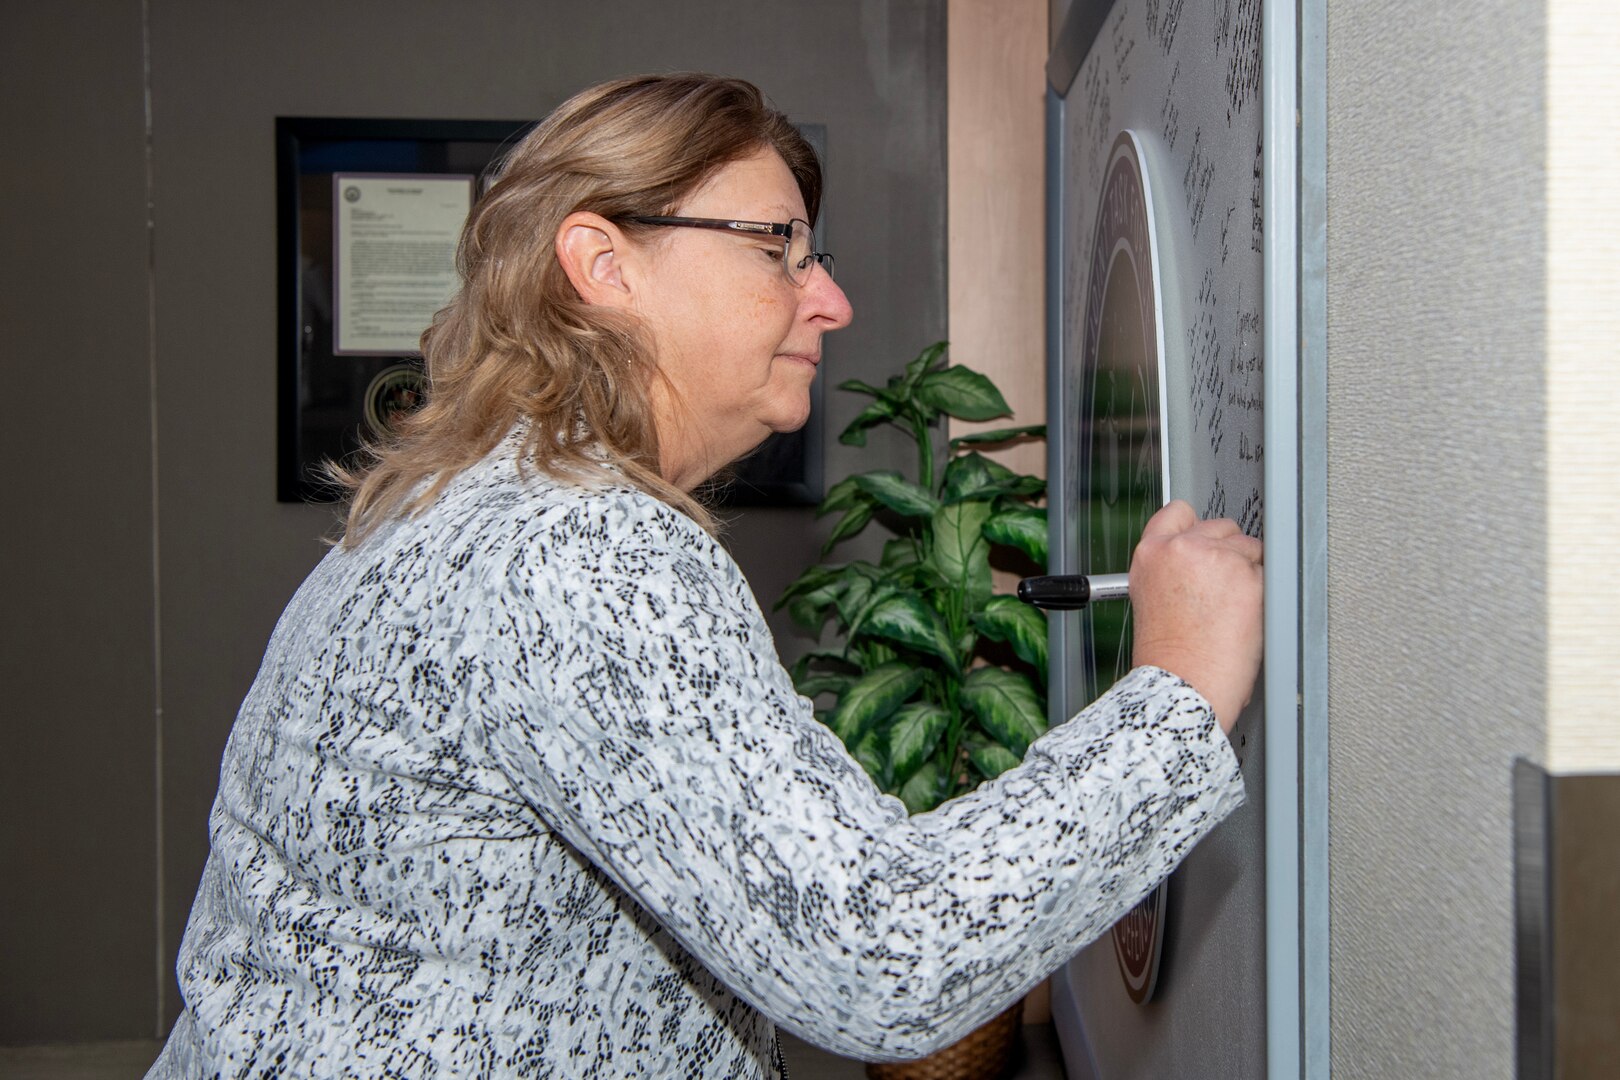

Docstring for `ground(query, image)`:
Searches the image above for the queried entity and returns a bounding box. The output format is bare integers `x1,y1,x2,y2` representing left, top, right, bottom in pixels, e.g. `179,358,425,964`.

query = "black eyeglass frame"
621,215,835,284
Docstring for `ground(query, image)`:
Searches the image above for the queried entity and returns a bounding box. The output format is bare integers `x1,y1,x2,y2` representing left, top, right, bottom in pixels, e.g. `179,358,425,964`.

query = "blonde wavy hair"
332,73,822,546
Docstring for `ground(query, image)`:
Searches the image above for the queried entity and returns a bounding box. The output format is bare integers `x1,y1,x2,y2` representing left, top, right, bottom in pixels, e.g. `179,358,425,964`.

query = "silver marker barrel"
1015,573,1131,610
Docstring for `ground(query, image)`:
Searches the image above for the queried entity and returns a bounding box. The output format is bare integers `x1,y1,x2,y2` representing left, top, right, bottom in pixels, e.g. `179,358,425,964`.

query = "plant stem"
909,412,934,493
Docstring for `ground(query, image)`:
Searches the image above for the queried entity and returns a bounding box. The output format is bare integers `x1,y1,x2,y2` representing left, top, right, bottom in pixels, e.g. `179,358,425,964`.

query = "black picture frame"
276,116,535,502
276,116,827,507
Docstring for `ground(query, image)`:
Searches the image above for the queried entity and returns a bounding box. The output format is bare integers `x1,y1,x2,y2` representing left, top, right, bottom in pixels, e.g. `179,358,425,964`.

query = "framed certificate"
276,117,533,502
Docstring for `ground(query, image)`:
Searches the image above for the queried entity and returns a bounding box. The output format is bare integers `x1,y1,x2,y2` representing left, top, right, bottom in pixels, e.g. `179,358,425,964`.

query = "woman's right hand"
1128,500,1265,733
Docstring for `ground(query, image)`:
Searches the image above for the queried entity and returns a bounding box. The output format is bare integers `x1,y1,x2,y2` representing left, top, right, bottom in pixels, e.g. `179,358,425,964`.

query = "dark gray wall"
0,1,158,1043
1,0,944,1042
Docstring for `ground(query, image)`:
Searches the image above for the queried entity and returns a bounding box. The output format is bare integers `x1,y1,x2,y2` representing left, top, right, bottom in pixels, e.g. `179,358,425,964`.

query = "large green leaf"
928,501,993,613
821,501,876,554
914,365,1012,421
961,666,1047,758
833,574,878,629
790,649,857,683
898,758,947,814
941,453,1006,503
888,702,949,783
901,341,950,391
827,662,927,746
786,592,836,634
851,726,889,787
856,594,960,673
941,452,1044,504
837,378,893,398
966,737,1022,782
880,538,920,572
973,596,1049,682
853,472,940,518
838,398,901,446
948,424,1047,448
1000,475,1046,498
817,475,867,516
794,672,856,699
982,507,1049,566
775,563,839,607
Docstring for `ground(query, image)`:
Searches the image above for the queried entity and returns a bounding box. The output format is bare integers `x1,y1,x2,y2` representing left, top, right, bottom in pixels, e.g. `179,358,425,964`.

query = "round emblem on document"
363,363,427,436
344,185,362,203
1112,881,1167,1003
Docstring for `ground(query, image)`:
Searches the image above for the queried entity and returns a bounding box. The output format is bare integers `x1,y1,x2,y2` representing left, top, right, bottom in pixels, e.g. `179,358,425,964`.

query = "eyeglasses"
622,215,834,286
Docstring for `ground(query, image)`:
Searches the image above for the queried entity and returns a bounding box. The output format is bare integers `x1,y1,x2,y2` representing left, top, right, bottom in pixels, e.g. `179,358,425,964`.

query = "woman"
150,73,1262,1077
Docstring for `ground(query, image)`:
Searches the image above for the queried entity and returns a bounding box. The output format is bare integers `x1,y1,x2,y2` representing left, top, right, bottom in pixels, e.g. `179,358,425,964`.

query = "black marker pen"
1015,573,1131,610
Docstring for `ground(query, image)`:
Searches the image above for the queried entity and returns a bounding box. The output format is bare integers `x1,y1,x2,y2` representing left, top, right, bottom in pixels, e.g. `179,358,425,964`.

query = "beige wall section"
946,0,1047,483
1325,1,1547,1076
1546,0,1620,773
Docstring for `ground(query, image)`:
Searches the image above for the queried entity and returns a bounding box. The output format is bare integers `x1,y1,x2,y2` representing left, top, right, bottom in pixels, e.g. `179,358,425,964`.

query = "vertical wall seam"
1297,0,1332,1072
141,0,165,1040
1263,0,1303,1074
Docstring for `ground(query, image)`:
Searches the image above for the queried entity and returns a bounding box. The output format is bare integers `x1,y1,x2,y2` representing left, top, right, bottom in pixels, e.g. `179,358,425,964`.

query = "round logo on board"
363,363,427,437
1079,130,1171,1005
1112,881,1168,1004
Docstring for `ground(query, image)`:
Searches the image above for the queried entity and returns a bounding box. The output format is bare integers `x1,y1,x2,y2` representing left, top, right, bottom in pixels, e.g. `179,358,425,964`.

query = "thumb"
1138,499,1196,542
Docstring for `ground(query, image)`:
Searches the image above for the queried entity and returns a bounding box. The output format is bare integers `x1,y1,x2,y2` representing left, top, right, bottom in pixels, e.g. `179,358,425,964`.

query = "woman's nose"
803,265,854,330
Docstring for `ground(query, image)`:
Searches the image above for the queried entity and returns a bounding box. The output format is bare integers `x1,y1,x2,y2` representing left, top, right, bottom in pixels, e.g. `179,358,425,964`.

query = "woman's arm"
479,494,1246,1060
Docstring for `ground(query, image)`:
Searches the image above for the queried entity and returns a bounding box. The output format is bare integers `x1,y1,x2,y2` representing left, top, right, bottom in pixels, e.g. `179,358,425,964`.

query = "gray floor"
0,1029,1068,1079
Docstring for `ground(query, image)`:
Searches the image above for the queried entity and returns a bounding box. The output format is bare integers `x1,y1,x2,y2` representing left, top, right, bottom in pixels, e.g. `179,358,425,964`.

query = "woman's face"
631,148,854,491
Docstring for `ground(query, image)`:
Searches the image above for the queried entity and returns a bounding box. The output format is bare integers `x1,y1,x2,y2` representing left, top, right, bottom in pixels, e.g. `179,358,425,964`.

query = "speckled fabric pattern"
149,434,1245,1078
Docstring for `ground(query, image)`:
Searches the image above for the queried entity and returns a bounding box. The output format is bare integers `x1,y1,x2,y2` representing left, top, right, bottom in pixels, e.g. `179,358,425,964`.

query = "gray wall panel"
1325,1,1546,1075
0,2,159,1042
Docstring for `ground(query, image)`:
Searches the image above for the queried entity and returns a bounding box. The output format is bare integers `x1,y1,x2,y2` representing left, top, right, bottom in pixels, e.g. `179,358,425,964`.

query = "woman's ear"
555,212,635,307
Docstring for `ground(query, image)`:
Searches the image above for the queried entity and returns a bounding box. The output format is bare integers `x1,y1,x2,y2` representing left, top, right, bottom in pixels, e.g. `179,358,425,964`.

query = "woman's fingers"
1127,502,1265,734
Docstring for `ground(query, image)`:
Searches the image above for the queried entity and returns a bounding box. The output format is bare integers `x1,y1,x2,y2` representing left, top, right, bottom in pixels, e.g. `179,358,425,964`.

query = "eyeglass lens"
785,222,832,285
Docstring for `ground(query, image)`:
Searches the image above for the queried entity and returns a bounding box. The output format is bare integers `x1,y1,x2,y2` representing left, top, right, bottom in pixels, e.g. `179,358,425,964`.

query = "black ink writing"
1161,62,1181,150
1237,488,1263,540
1183,125,1214,242
1145,0,1184,55
1188,268,1226,456
1112,7,1135,88
1252,129,1264,253
1216,0,1263,125
1205,477,1227,522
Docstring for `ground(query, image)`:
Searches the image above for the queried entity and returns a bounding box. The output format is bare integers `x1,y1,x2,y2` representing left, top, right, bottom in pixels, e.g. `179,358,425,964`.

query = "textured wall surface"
1,0,946,1042
1325,1,1547,1075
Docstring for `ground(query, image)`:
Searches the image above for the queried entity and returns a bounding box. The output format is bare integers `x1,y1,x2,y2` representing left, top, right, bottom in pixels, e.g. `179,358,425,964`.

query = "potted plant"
776,341,1049,1078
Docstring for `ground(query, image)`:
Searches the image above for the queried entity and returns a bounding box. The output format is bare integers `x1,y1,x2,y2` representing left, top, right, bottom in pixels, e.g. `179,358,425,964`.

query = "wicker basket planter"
864,999,1024,1080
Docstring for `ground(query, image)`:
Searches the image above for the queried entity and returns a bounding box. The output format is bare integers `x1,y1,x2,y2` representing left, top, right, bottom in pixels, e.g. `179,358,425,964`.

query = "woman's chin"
768,405,812,435
761,390,814,435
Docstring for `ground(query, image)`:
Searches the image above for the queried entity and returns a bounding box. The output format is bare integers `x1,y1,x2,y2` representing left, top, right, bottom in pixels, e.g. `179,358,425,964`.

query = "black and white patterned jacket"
149,436,1244,1078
